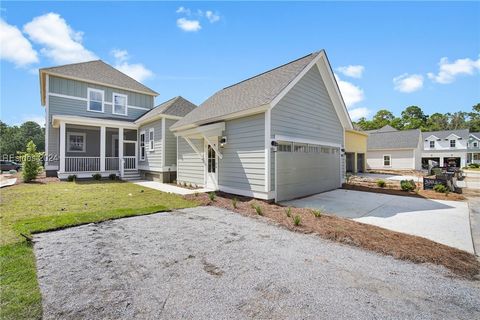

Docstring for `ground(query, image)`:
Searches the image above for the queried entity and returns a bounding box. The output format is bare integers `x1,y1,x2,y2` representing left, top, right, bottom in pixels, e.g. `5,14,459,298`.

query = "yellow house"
345,129,368,174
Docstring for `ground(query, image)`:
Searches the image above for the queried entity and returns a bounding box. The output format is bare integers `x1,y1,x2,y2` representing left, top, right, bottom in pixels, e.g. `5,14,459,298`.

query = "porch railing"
105,157,119,171
124,156,136,170
65,157,100,172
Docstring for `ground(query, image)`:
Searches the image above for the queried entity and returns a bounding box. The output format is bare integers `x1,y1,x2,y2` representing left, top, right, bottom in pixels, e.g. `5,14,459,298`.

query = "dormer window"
429,141,435,148
450,139,456,148
88,88,104,112
474,142,478,148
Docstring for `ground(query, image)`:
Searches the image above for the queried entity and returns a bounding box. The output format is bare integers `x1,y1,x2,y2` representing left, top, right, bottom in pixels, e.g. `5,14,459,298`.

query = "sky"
1,1,479,127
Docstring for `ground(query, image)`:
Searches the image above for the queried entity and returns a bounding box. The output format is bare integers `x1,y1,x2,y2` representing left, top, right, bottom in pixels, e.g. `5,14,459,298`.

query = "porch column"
119,127,124,177
100,126,106,172
59,121,66,173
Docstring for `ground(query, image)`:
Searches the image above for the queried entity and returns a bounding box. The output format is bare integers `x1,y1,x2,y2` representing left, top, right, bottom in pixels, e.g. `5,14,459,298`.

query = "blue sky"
1,1,479,126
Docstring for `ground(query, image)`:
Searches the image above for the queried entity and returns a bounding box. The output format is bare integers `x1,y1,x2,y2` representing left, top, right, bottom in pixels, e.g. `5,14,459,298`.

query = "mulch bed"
14,172,60,185
185,192,480,280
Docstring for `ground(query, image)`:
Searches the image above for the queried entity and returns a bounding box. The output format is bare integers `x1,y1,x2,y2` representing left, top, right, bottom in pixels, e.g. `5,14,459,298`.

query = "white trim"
383,154,392,167
265,109,271,192
67,132,86,153
470,133,480,141
87,88,105,113
218,185,275,200
48,92,88,102
368,148,415,151
100,126,106,172
203,135,223,159
135,113,183,125
51,115,137,129
161,117,166,167
59,122,66,172
274,134,341,148
112,92,128,116
204,137,219,189
148,128,155,151
425,134,440,141
128,105,150,111
139,131,146,161
174,122,226,138
119,128,124,177
137,165,177,172
445,133,461,140
45,74,49,163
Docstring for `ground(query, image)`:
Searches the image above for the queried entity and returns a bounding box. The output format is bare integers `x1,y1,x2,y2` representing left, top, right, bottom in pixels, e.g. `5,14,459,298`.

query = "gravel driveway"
34,207,480,320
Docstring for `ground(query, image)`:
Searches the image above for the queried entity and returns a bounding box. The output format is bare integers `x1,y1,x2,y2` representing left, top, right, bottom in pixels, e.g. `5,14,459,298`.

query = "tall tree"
401,106,427,129
468,103,480,132
425,113,449,131
0,121,44,161
447,111,468,130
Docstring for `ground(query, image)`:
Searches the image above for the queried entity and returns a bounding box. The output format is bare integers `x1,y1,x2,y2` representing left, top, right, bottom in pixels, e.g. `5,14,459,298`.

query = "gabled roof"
135,96,197,124
40,60,158,105
421,129,469,141
171,50,352,131
365,125,398,134
470,132,480,140
367,129,421,150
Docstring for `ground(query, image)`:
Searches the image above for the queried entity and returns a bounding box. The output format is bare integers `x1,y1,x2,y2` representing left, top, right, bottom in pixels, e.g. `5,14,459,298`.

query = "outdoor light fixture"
220,136,227,148
271,140,278,152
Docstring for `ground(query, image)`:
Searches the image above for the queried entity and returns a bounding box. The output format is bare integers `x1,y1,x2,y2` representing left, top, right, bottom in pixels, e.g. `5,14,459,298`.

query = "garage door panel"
276,151,340,201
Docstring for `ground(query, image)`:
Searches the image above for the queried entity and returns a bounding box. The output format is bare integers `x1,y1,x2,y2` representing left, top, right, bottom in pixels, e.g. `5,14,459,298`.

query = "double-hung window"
429,141,435,149
140,132,145,160
67,132,86,152
87,88,104,112
383,155,391,166
149,128,154,151
450,139,456,148
112,93,128,116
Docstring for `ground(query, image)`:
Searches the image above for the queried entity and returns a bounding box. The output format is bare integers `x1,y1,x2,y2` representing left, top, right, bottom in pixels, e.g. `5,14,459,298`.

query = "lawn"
0,180,196,320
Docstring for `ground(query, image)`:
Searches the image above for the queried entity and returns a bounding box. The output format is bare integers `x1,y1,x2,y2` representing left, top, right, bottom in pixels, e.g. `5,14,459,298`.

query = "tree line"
354,103,480,132
0,121,45,161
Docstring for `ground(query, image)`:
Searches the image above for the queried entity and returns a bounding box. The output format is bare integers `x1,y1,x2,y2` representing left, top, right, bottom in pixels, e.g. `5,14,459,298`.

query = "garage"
275,141,341,201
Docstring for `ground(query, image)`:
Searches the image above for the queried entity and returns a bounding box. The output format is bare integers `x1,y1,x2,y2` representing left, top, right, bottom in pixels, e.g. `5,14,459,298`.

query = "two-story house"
421,129,469,168
40,60,196,180
467,132,480,164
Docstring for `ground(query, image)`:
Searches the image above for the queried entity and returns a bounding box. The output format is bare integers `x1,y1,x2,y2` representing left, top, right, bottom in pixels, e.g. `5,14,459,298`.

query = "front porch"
52,115,140,179
467,152,480,165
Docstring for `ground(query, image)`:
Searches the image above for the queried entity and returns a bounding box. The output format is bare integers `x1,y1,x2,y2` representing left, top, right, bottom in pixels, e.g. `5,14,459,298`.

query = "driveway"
282,189,474,253
34,207,480,319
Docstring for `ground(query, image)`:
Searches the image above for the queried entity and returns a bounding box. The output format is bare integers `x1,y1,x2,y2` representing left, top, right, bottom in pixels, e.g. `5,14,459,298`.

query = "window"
140,132,145,160
87,88,104,112
474,142,478,148
450,139,456,148
278,142,292,152
293,143,307,152
383,155,391,166
148,128,154,151
207,145,216,173
308,145,320,153
67,132,86,152
112,93,127,115
429,141,435,148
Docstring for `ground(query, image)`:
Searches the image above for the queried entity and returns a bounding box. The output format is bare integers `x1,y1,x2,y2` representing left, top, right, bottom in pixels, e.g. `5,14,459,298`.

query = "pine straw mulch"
14,172,60,185
184,192,480,280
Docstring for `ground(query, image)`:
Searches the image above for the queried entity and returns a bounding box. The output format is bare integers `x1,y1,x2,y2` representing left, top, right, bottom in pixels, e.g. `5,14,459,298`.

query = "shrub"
285,207,292,217
92,173,102,180
400,179,416,192
108,173,117,180
232,197,238,209
433,183,448,193
208,192,216,201
311,208,323,218
17,141,43,182
468,163,480,169
293,215,301,226
376,180,386,188
67,174,77,182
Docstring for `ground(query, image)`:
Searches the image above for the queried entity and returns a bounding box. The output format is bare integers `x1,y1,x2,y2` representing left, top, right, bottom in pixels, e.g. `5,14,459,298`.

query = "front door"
123,141,137,169
205,137,218,189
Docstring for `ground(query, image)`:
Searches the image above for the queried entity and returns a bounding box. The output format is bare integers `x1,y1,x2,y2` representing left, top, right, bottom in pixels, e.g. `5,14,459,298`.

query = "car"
0,160,21,172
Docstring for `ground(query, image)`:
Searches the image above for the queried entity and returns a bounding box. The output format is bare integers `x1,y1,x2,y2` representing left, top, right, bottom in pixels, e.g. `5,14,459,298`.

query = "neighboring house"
170,50,353,201
39,60,195,180
366,126,422,170
421,129,469,168
345,129,368,174
467,132,480,164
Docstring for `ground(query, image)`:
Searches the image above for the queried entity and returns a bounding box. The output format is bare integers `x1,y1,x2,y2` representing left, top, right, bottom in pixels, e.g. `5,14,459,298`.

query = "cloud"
176,6,191,15
427,56,480,84
348,107,370,121
0,18,38,67
176,18,201,32
111,49,153,82
335,74,365,108
205,11,220,23
23,12,97,64
336,65,364,78
393,73,424,93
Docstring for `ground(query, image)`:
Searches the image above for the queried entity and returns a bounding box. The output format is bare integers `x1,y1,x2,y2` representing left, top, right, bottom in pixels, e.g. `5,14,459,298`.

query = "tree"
468,103,480,132
425,113,449,131
401,106,427,129
447,111,468,130
372,109,395,128
18,141,43,182
0,121,44,161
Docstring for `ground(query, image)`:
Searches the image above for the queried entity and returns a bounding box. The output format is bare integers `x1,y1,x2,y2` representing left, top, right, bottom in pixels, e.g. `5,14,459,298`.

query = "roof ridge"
40,59,102,71
99,60,158,94
222,51,321,90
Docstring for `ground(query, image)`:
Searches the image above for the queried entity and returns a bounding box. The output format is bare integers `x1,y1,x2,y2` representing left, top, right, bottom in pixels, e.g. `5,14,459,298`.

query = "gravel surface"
34,207,480,320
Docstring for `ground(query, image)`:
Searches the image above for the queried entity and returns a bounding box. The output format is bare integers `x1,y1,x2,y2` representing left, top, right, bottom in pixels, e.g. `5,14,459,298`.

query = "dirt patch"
14,172,60,185
185,192,480,279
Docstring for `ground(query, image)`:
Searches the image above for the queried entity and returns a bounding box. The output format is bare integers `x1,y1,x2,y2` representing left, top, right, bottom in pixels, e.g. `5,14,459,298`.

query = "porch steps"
122,170,142,181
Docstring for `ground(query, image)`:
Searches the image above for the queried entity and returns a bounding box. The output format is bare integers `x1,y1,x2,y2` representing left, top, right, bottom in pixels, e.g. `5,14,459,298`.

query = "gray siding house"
40,60,195,180
468,132,480,164
170,50,353,201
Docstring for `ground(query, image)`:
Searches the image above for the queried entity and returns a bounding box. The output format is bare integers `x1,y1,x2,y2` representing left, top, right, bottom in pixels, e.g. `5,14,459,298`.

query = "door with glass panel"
205,137,218,189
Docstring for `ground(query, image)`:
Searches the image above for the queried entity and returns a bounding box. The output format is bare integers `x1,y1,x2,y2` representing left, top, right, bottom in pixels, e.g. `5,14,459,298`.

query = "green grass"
0,180,196,320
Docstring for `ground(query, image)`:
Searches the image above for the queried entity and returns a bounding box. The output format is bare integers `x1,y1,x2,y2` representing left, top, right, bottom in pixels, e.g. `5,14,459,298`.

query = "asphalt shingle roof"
135,96,197,122
367,129,421,149
171,51,322,130
41,60,158,95
422,129,470,140
365,125,398,134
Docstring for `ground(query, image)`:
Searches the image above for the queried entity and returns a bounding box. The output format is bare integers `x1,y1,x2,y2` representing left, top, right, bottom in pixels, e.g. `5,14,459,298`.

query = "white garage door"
276,142,341,202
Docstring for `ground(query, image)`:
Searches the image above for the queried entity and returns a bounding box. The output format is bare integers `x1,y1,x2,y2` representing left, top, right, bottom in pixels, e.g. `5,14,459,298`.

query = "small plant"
92,173,102,180
253,204,263,216
285,207,292,217
108,173,117,180
311,208,323,218
208,192,216,201
232,197,238,209
433,183,447,193
17,140,43,182
376,180,386,188
67,174,77,182
293,214,301,226
400,179,415,192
